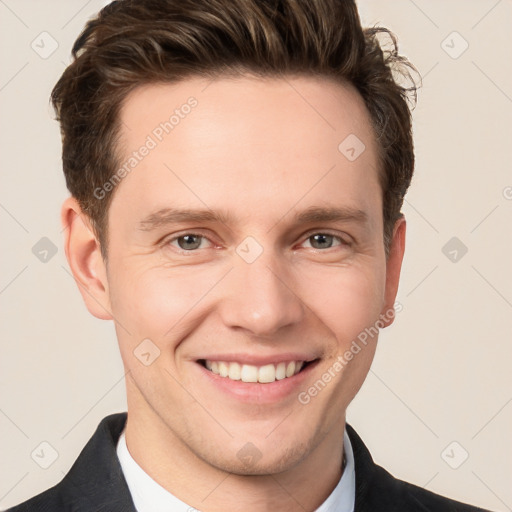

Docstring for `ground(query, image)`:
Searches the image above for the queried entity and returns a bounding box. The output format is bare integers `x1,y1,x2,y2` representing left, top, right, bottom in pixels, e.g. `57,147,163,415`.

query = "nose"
218,251,305,338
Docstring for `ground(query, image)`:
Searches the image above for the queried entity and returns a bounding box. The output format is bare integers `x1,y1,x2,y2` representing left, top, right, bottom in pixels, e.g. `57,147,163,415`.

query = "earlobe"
380,215,406,328
61,197,113,320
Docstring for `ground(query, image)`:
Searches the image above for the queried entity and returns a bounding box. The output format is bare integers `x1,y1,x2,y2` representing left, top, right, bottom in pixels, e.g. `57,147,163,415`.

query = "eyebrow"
138,208,234,231
137,205,368,231
294,205,368,225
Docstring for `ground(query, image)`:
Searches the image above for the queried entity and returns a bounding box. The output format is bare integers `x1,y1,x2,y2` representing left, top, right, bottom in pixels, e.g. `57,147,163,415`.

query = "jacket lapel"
58,412,136,512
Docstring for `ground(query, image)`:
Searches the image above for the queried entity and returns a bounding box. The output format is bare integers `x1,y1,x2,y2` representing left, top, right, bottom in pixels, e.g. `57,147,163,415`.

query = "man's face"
100,75,402,474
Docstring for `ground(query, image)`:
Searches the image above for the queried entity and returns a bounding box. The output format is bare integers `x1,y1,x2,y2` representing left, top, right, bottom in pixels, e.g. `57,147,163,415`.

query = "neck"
124,390,346,511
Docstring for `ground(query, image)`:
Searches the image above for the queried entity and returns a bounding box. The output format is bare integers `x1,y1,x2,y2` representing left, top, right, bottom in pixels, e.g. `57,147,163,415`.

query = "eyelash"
162,230,351,254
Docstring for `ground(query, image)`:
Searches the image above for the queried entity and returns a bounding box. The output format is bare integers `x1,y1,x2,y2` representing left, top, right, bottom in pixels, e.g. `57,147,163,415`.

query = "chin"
199,437,313,476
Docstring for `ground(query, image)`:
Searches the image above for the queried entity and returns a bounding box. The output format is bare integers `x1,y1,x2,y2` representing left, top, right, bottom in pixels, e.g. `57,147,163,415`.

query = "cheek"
108,265,214,385
108,262,223,343
297,261,386,349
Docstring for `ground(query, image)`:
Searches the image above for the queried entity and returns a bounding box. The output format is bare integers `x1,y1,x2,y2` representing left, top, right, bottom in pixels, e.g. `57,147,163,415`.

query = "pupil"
179,235,201,250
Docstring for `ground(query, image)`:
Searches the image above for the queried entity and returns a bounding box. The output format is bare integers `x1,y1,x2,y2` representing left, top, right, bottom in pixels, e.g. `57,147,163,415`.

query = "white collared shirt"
116,428,355,512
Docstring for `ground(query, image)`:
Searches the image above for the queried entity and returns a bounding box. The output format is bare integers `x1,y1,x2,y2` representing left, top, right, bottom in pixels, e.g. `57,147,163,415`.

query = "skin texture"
62,75,406,511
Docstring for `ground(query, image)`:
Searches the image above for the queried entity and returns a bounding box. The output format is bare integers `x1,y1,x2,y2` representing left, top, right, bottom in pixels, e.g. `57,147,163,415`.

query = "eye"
302,233,347,250
168,233,212,251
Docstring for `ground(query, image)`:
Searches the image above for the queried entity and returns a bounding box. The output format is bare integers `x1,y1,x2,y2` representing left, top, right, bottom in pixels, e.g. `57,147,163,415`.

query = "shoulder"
345,424,494,512
367,463,491,512
5,486,63,512
6,412,132,512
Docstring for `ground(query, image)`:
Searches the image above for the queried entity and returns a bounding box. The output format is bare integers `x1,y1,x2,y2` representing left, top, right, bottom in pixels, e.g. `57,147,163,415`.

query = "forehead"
119,74,376,156
112,75,381,227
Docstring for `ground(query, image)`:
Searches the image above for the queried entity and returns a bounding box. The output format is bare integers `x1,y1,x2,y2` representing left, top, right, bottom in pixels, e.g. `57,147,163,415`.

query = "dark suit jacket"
7,412,492,511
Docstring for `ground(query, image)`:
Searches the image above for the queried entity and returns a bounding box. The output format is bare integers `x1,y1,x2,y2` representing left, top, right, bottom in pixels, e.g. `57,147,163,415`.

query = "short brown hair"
51,0,417,258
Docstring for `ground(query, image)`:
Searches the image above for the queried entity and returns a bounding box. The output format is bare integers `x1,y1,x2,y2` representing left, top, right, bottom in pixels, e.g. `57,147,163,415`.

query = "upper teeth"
205,360,304,383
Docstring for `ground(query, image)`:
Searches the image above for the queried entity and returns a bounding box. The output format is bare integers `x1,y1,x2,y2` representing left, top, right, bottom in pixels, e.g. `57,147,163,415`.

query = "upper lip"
197,353,319,366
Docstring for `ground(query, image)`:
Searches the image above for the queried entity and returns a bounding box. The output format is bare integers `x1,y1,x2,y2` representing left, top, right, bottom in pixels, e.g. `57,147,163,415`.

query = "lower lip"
195,360,319,404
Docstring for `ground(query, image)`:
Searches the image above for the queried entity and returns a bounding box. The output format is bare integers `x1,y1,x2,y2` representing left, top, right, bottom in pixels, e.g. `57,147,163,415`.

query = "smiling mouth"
197,359,318,384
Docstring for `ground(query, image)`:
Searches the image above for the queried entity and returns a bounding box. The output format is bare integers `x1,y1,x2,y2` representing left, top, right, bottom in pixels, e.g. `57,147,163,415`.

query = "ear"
380,215,406,328
61,196,113,320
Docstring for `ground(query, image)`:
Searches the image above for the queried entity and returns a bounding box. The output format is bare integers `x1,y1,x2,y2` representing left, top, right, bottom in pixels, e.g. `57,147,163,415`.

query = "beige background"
1,1,511,510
